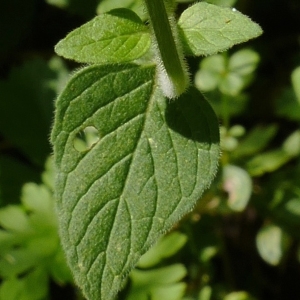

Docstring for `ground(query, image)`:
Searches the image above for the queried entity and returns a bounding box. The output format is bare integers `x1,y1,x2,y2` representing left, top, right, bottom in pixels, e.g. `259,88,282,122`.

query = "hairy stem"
144,0,189,98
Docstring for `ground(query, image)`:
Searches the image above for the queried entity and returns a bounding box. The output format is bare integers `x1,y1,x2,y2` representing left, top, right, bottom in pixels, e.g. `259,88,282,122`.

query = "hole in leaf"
73,126,100,152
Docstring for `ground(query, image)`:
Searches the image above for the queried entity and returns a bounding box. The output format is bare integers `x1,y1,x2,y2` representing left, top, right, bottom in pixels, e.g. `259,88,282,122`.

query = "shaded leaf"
0,58,66,165
51,64,219,299
178,2,262,56
275,88,300,121
97,0,145,20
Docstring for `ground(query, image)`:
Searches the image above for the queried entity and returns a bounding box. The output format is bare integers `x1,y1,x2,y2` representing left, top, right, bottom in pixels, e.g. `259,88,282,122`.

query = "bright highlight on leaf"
178,2,263,56
55,8,151,64
51,63,219,300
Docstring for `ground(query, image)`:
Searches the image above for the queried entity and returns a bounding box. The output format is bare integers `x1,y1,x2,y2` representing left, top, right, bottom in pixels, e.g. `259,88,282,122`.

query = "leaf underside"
51,63,219,300
178,2,263,56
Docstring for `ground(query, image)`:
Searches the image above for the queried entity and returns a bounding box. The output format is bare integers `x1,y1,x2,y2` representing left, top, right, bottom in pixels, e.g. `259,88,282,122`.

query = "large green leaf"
51,63,219,299
55,8,151,64
178,2,262,56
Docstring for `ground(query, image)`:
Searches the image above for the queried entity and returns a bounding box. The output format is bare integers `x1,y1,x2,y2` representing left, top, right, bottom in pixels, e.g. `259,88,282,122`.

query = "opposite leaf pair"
55,2,262,98
52,2,261,299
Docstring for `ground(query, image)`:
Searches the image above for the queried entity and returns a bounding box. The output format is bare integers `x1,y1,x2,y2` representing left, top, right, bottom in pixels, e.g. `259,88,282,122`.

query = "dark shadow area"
165,87,220,145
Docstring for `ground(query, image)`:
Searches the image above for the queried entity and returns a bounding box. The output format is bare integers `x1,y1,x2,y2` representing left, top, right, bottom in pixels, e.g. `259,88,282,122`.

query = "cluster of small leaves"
194,49,300,273
0,158,72,300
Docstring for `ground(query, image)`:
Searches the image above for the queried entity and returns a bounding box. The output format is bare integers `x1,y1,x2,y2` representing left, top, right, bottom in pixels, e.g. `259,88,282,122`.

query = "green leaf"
138,231,187,268
228,49,260,76
275,88,300,121
0,206,32,233
205,0,237,6
223,165,252,212
0,248,39,277
256,224,289,266
97,0,145,20
0,278,23,300
0,268,48,300
233,124,278,159
282,130,300,157
128,264,187,300
195,54,226,92
198,285,212,300
51,63,219,299
246,149,291,176
195,49,260,96
291,66,300,103
55,8,151,64
46,0,100,19
178,2,263,56
224,291,255,300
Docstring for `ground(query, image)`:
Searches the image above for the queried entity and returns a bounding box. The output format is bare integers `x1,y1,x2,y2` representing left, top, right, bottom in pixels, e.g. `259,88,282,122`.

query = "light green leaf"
0,248,39,277
55,8,151,64
178,2,263,56
138,231,187,268
247,149,291,176
0,278,23,300
291,66,300,103
198,285,212,300
223,165,252,211
224,291,255,300
0,206,32,233
195,54,226,91
282,130,300,157
51,64,219,300
128,264,187,300
233,124,278,158
228,49,260,76
256,224,289,266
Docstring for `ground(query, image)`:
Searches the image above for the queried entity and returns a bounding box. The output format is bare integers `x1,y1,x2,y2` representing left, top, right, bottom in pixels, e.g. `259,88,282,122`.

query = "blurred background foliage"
0,0,300,299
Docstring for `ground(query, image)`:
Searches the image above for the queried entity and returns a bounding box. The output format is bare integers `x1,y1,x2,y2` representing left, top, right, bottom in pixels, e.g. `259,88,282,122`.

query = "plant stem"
144,0,189,98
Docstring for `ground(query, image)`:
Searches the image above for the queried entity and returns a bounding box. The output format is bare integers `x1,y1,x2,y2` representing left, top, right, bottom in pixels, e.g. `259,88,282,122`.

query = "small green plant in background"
51,0,261,299
0,158,72,300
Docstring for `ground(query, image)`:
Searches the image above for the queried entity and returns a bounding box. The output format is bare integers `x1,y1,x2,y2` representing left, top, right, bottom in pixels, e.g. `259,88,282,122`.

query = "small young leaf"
223,165,252,212
256,224,289,266
178,2,263,56
129,264,187,300
291,66,300,103
55,8,151,64
138,231,187,268
51,64,219,300
233,124,278,159
224,291,254,300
